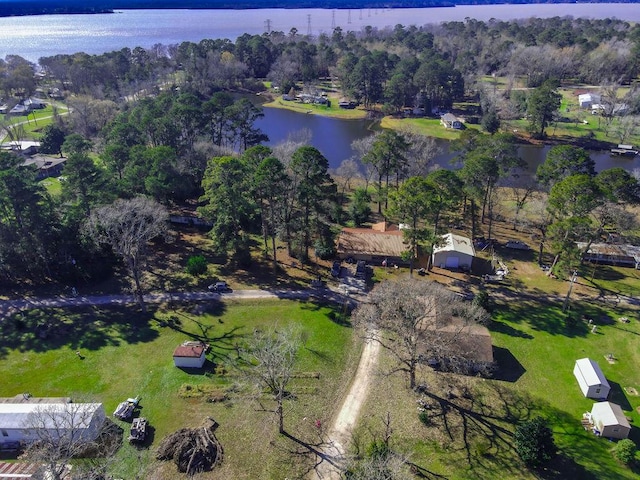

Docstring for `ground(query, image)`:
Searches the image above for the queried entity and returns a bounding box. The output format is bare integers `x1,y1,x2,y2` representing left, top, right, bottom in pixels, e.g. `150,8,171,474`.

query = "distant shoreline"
5,0,636,19
0,2,451,19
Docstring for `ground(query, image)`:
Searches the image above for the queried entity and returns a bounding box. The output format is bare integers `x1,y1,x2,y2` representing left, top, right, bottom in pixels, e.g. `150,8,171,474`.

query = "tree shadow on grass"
538,453,598,480
414,382,535,476
492,301,593,338
0,305,159,358
490,320,534,339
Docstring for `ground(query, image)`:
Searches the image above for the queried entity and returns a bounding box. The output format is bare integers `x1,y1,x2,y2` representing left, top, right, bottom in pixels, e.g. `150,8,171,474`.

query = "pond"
256,107,640,176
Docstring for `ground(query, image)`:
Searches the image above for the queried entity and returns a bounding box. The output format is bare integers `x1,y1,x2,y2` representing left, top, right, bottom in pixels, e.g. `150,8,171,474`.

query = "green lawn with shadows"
491,300,640,479
0,299,359,479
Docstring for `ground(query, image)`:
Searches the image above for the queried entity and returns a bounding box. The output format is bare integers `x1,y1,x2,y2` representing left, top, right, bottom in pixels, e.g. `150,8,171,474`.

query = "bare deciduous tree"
271,128,312,168
352,278,489,390
402,129,443,178
334,157,362,196
612,115,640,145
508,179,538,231
239,326,301,434
85,196,168,311
21,403,113,480
345,452,412,480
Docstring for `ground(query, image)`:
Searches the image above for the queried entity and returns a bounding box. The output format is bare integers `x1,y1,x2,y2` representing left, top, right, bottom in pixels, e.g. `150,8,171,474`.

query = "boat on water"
610,144,638,156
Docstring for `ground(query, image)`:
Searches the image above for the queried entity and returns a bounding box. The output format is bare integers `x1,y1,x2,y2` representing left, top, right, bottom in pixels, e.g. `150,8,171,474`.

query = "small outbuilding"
432,233,475,271
590,401,631,439
578,93,601,108
173,341,207,369
573,358,610,399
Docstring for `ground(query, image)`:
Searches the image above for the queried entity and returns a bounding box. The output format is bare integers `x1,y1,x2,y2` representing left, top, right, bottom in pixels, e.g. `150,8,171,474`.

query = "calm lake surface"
257,107,640,175
2,4,638,175
1,4,639,62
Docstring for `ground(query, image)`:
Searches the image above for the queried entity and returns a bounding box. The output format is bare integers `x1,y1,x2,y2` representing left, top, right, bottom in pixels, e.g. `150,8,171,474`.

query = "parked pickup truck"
113,396,140,421
128,417,148,443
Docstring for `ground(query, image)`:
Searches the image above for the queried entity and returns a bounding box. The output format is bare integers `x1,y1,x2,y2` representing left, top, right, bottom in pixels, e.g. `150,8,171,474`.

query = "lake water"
1,4,639,62
2,4,638,175
257,107,640,175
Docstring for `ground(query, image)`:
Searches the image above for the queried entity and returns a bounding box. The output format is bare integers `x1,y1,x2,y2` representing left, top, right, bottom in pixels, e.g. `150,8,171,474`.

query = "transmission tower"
359,9,362,20
264,19,271,34
347,9,351,24
307,14,312,36
331,10,335,30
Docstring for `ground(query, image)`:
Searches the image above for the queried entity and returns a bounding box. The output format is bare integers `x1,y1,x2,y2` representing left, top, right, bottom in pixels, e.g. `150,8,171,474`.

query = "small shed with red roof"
173,341,207,368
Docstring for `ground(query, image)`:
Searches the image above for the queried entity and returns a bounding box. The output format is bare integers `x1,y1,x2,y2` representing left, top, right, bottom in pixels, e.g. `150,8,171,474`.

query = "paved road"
0,287,359,318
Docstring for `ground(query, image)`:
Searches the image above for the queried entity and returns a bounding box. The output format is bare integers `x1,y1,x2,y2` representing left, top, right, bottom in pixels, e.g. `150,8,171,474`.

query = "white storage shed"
590,401,631,439
573,358,610,399
432,233,475,270
578,93,601,108
173,341,207,368
0,402,106,444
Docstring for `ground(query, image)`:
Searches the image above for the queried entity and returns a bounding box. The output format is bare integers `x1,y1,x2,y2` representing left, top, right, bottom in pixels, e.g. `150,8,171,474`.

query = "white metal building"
432,233,475,270
573,358,610,399
578,93,601,108
590,401,631,439
173,341,207,368
0,402,106,444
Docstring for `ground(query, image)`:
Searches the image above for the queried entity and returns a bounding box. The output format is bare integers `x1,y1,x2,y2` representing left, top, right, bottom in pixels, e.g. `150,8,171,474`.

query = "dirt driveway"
312,333,380,479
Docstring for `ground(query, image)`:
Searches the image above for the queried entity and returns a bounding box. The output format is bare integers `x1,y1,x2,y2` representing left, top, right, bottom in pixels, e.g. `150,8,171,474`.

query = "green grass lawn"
40,176,62,196
380,116,482,139
2,103,69,139
490,299,640,479
0,299,359,479
262,96,368,119
355,296,640,479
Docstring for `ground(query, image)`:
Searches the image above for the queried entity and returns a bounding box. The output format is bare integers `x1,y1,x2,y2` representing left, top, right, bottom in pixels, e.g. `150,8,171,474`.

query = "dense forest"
1,16,639,291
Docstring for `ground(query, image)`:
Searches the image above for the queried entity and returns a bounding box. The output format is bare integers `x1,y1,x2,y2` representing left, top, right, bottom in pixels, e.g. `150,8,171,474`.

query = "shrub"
613,439,636,465
365,440,390,460
185,255,207,276
514,417,557,468
473,289,491,311
418,411,430,426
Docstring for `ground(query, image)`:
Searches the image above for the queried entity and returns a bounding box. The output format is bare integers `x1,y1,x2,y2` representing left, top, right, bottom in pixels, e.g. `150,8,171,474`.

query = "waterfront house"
440,113,463,129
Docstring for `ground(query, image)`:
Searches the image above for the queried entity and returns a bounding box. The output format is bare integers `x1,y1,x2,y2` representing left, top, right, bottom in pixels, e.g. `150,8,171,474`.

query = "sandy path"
312,333,380,479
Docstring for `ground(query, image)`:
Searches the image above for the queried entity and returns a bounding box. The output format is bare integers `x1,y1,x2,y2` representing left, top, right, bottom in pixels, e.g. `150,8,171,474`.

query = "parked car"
208,281,231,292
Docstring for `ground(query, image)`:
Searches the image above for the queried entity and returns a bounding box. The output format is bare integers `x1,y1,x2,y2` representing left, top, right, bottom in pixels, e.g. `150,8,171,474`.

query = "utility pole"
563,270,578,312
